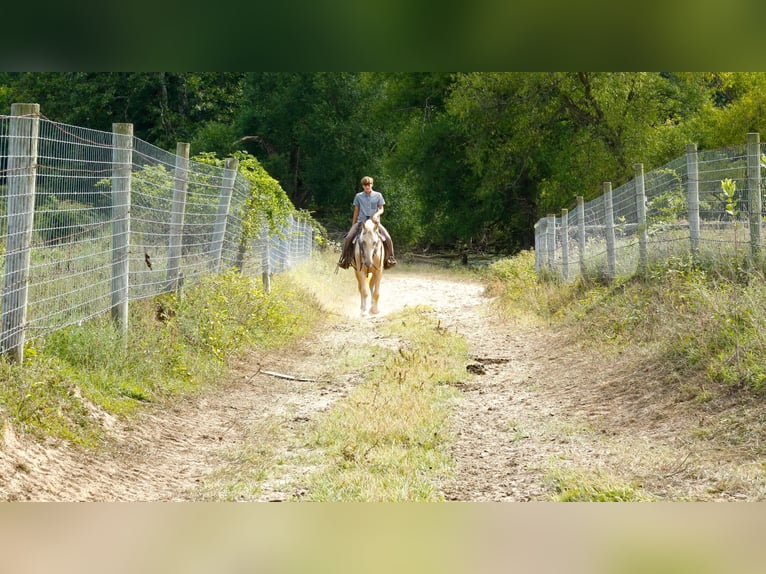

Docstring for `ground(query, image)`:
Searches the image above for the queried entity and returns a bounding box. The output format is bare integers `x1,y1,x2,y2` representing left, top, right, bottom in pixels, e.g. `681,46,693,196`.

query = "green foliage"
173,270,310,359
0,357,104,447
482,250,576,320
646,168,686,225
721,177,738,217
1,72,246,150
0,271,320,446
33,196,103,245
9,71,766,255
193,151,293,240
492,249,766,396
234,73,384,218
546,468,650,501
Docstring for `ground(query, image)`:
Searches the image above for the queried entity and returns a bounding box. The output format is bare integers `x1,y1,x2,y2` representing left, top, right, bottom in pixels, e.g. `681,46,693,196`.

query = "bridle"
356,220,382,271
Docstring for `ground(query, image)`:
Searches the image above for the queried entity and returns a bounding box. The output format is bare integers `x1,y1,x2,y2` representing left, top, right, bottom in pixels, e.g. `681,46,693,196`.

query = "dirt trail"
1,269,762,501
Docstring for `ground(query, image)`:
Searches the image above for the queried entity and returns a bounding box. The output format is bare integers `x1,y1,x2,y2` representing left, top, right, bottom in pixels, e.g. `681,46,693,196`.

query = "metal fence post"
1,103,40,363
111,123,133,336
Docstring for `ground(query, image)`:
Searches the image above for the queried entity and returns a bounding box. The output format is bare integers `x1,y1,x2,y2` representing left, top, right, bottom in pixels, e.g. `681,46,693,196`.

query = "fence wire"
535,139,764,281
0,115,313,352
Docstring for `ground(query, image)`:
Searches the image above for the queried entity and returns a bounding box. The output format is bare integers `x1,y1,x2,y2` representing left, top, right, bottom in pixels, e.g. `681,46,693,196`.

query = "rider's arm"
352,205,360,225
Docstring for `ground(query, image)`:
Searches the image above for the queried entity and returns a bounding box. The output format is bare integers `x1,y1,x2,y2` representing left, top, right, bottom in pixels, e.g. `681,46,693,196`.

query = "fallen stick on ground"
257,369,320,383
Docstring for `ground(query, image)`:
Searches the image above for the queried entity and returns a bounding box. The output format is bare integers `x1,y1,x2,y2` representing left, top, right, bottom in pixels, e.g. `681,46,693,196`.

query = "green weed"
546,467,651,502
0,269,321,447
490,250,766,396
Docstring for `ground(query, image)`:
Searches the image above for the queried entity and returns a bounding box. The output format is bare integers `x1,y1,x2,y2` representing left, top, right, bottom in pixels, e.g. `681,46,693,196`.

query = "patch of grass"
193,416,284,501
288,251,369,317
0,359,103,447
301,305,469,501
545,467,652,502
0,269,322,447
488,251,766,396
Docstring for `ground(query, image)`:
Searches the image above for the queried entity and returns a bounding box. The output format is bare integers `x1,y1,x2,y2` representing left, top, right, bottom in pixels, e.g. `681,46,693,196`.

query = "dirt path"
2,268,763,501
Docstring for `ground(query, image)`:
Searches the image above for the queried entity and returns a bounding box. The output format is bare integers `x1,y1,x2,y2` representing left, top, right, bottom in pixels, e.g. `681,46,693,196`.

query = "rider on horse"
338,176,396,270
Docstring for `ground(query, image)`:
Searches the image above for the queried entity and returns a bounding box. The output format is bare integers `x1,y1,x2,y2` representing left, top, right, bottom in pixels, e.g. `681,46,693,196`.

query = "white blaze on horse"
352,219,384,315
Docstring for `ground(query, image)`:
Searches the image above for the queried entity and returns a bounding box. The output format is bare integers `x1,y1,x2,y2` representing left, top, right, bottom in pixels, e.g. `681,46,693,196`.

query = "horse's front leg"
369,271,380,314
355,269,370,315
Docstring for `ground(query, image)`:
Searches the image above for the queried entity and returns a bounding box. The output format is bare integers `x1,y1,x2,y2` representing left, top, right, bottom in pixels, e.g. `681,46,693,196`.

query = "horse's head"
359,219,382,269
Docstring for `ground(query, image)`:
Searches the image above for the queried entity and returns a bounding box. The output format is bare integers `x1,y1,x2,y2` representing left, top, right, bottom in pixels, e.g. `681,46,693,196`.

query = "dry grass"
484,249,766,500
298,305,468,501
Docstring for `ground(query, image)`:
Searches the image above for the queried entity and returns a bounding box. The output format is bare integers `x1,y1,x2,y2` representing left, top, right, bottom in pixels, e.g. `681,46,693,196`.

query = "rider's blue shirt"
354,190,385,222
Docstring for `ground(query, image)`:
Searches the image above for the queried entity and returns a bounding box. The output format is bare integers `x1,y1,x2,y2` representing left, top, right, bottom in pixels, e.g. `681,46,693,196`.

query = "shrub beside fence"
0,104,313,363
535,133,766,281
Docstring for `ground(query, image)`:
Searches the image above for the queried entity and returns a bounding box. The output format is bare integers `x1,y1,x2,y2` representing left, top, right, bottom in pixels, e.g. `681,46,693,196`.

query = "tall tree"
1,72,245,150
446,72,706,248
373,72,480,249
234,72,385,223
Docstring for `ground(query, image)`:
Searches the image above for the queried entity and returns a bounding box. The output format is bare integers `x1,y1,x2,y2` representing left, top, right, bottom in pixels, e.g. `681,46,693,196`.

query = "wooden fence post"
1,103,40,363
111,123,133,336
534,219,544,273
561,208,569,280
210,157,238,273
604,182,616,279
546,214,556,271
166,142,189,290
686,143,700,257
747,132,762,262
634,163,648,273
576,196,586,276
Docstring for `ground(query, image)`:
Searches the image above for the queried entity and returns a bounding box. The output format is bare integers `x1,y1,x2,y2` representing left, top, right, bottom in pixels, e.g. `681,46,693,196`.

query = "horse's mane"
362,219,377,232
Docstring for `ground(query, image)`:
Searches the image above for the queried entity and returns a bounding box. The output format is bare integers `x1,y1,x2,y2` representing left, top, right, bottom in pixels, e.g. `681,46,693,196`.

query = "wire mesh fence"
0,106,313,361
535,134,765,281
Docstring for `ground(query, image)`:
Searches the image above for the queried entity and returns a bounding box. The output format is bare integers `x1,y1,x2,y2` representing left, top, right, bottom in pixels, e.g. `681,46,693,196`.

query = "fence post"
634,163,648,273
747,132,762,262
166,142,189,290
561,208,569,280
604,182,616,279
210,157,238,273
534,219,544,272
307,221,314,260
546,214,556,272
686,143,700,257
576,196,586,277
111,123,133,336
1,103,40,363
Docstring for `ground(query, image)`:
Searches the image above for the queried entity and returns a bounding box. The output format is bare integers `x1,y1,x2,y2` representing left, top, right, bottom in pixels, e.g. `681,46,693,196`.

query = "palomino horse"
352,219,384,315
